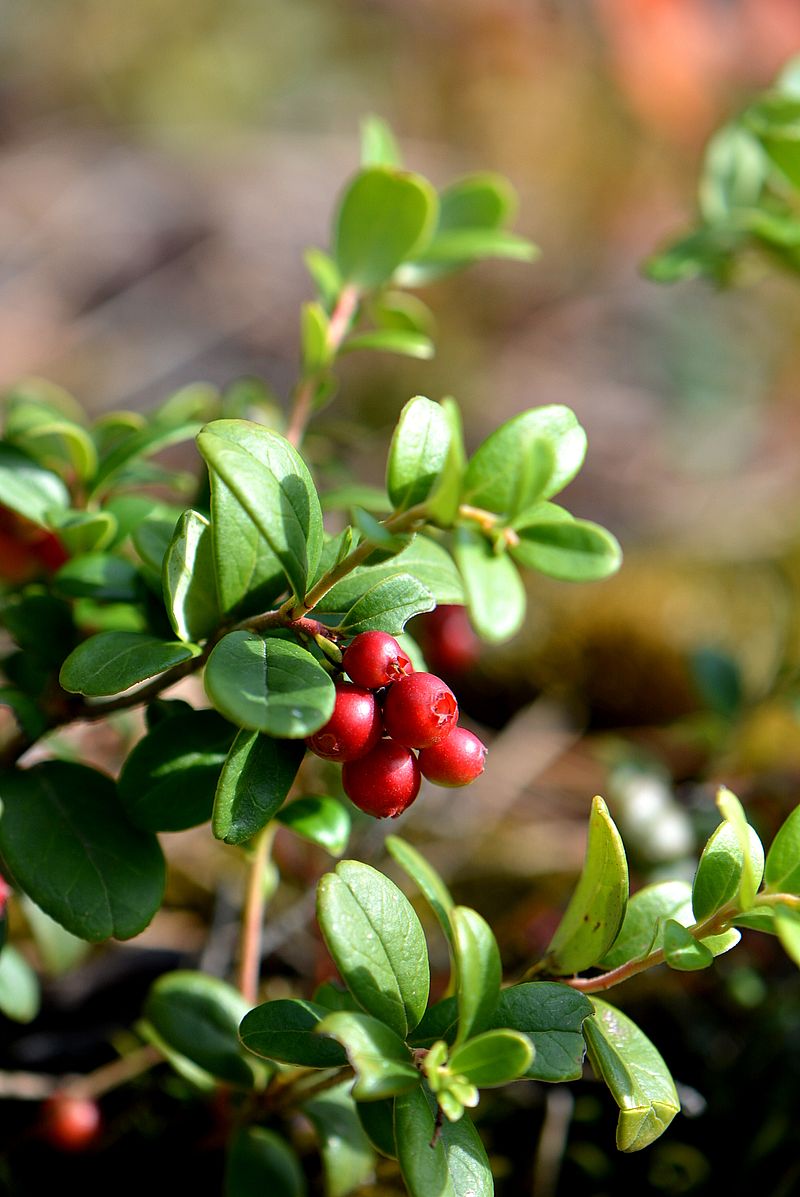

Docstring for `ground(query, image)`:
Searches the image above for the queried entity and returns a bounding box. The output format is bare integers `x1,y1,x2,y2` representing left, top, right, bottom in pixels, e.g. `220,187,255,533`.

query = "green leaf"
583,998,680,1153
543,795,629,976
301,301,331,374
356,1099,396,1158
662,920,715,971
373,292,434,336
276,795,351,856
60,631,201,697
304,249,342,309
337,573,434,635
449,1029,533,1088
209,471,286,618
118,709,236,832
733,906,777,935
387,396,453,512
317,535,464,612
453,527,525,644
0,945,40,1023
438,172,517,231
385,835,456,948
153,381,220,427
225,1127,306,1197
145,970,262,1088
716,787,763,910
599,880,694,969
699,123,768,223
239,998,348,1068
690,647,743,719
317,1011,420,1100
692,819,764,923
333,167,438,290
490,982,592,1083
774,904,800,967
0,761,165,942
765,805,800,895
10,415,98,484
163,510,220,642
395,1086,493,1197
464,406,587,514
304,1081,376,1197
413,227,537,266
344,329,434,359
54,553,142,602
2,593,75,666
643,228,737,285
213,729,304,845
316,860,430,1039
0,442,69,525
510,519,622,582
360,115,402,167
52,510,117,556
90,418,204,495
204,632,335,738
197,419,323,602
321,485,389,514
452,905,501,1045
425,398,466,529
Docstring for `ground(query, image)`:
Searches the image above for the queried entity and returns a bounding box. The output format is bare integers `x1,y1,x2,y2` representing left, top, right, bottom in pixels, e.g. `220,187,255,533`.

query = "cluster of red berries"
306,630,487,819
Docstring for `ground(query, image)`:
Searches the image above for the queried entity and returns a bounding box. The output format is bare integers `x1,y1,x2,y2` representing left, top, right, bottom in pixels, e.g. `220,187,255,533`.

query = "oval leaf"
213,729,305,845
464,406,587,513
0,442,70,525
60,631,201,697
449,1029,533,1088
453,526,526,644
316,1010,420,1101
333,168,438,289
765,805,800,896
317,535,464,612
490,982,592,1083
337,573,434,635
239,998,348,1068
662,919,715,971
510,518,622,582
395,1086,493,1197
387,397,453,511
276,795,351,856
452,905,501,1045
716,787,764,910
163,510,221,642
692,820,764,923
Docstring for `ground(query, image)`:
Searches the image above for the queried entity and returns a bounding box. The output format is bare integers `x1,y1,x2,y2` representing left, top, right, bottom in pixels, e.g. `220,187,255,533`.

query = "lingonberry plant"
0,112,798,1196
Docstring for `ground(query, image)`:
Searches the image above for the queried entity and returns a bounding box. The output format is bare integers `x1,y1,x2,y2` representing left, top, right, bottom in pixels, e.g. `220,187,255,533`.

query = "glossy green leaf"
213,729,305,845
317,1011,419,1101
356,1099,397,1158
145,971,261,1088
313,981,361,1012
118,709,236,832
692,820,764,923
0,442,70,525
425,398,466,529
765,805,800,895
333,167,438,289
583,998,680,1153
316,860,430,1038
510,519,622,582
774,904,800,967
464,406,587,514
163,509,220,642
452,905,501,1045
337,573,434,635
543,795,629,976
53,510,116,555
490,982,592,1083
317,535,464,611
54,553,142,602
600,880,694,969
197,419,323,602
209,471,286,617
716,787,763,910
395,1085,493,1197
360,115,402,167
453,526,525,644
0,761,165,942
385,835,455,947
733,906,777,935
239,998,348,1068
276,795,351,856
449,1029,533,1088
60,631,200,697
344,329,434,359
663,920,715,971
204,632,334,738
387,397,453,511
305,1081,376,1197
0,945,40,1023
225,1127,306,1197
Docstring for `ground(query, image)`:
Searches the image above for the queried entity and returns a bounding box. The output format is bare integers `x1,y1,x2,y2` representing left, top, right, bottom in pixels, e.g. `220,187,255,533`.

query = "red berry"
419,605,479,676
382,672,459,748
307,682,382,762
342,740,421,818
41,1093,102,1152
419,727,487,787
342,631,413,690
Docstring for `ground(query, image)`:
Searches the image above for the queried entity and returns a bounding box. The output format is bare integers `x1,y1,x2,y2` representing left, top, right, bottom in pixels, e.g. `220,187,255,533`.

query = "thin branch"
286,284,360,448
0,1045,162,1102
237,824,278,1006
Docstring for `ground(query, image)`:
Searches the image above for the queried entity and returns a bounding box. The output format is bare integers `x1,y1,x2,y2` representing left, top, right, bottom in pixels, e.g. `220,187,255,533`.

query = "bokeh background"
3,1,800,1194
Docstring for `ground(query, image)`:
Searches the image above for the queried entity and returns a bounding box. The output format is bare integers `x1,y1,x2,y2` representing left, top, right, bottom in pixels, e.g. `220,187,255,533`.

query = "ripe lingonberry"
307,682,382,762
418,605,479,676
342,740,421,818
41,1093,102,1152
342,631,412,690
382,671,459,748
419,726,487,787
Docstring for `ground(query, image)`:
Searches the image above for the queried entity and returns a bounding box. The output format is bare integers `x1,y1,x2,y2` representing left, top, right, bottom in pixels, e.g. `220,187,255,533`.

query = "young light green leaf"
302,301,331,374
599,880,694,969
197,419,323,601
337,573,434,635
321,485,389,514
239,998,348,1068
317,535,464,611
774,904,800,967
213,730,305,845
414,228,537,266
333,167,438,289
385,835,456,947
0,761,165,942
510,519,622,582
543,795,629,976
0,945,40,1023
144,970,262,1088
55,553,142,602
304,248,341,309
304,1081,376,1197
387,396,454,511
374,291,434,336
343,329,434,359
449,1029,533,1088
733,906,777,935
118,709,236,832
692,819,764,923
316,860,430,1039
583,998,680,1152
276,795,351,856
10,417,98,484
395,1086,493,1197
204,632,335,738
453,526,526,644
716,787,763,910
765,805,800,895
360,115,402,167
316,1011,420,1101
490,982,592,1083
225,1128,306,1197
153,381,220,427
662,919,715,971
438,172,517,231
0,442,70,525
60,631,201,697
163,510,220,642
452,905,501,1045
425,397,466,529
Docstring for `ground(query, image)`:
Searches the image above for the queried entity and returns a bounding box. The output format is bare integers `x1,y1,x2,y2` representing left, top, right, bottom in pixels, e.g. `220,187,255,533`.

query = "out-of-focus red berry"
306,682,383,762
419,727,487,787
418,605,479,676
382,672,458,749
342,631,412,690
0,506,68,583
41,1093,102,1152
342,740,421,818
